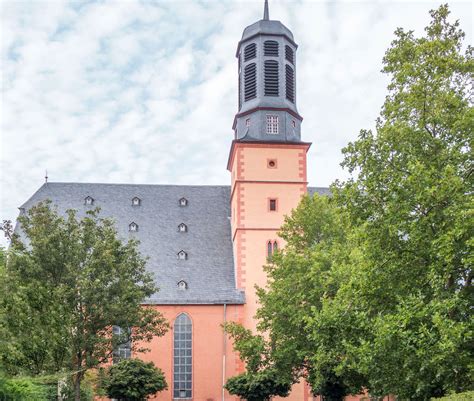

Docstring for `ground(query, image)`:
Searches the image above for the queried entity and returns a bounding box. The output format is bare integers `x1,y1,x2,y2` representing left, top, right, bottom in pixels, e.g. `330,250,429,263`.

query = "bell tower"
228,0,311,333
233,0,302,142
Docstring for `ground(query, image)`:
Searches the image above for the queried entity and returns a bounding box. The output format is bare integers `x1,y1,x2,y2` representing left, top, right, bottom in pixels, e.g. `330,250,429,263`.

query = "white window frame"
266,115,279,135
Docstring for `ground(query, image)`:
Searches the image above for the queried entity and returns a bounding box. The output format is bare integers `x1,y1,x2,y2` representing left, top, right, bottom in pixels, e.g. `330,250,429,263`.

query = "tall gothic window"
286,65,295,103
244,63,257,101
174,313,192,399
264,60,279,96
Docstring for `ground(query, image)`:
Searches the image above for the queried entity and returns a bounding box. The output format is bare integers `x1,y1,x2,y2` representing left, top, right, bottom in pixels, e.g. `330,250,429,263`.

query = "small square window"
269,199,277,211
266,115,279,135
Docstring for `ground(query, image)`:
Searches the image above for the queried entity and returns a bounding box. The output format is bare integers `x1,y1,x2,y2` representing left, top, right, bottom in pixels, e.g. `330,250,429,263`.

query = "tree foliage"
255,4,472,401
223,322,292,401
102,358,167,401
0,201,169,401
257,195,366,400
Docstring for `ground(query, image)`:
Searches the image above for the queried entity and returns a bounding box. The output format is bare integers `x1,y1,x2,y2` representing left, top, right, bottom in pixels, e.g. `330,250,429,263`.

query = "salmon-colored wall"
228,142,309,334
134,304,243,401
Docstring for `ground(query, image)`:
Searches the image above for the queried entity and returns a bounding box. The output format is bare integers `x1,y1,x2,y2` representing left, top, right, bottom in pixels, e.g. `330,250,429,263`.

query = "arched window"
285,65,295,103
84,196,94,206
244,63,257,101
174,313,192,399
264,60,279,96
267,240,279,260
132,197,141,206
129,222,138,232
244,43,256,61
177,250,188,260
285,45,294,64
264,40,279,56
177,280,187,290
267,241,273,258
178,223,188,233
179,197,188,207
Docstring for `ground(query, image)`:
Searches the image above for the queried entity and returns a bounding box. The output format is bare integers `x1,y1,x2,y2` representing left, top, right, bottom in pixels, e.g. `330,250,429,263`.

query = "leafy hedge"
0,375,55,401
432,391,474,401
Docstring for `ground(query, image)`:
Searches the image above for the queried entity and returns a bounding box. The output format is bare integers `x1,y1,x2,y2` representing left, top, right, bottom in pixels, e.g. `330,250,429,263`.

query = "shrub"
432,391,474,401
0,375,54,401
103,359,167,401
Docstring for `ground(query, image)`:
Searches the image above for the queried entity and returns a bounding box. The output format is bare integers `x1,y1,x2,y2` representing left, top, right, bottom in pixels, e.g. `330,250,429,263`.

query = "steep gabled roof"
18,182,245,305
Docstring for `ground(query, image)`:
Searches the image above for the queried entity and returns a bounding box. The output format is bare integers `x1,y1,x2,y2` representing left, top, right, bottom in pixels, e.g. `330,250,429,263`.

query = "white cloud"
1,0,472,246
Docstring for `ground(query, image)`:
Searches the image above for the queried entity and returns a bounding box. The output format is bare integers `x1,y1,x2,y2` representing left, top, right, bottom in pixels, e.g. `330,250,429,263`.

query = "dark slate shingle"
19,183,244,305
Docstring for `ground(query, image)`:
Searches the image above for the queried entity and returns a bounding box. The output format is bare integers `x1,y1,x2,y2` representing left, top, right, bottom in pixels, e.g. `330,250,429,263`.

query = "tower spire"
263,0,269,20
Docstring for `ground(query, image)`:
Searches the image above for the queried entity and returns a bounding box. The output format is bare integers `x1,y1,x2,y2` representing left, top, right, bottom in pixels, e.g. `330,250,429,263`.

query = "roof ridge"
43,182,231,188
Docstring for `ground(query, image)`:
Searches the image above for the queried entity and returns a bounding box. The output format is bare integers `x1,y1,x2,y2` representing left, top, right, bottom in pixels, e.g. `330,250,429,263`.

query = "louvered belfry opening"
264,60,279,97
285,64,295,103
244,63,257,101
238,55,242,109
264,40,279,56
244,43,256,61
285,45,294,64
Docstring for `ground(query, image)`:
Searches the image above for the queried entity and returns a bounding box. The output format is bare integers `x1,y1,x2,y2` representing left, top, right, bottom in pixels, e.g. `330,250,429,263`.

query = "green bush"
432,391,474,401
0,375,54,401
102,359,167,401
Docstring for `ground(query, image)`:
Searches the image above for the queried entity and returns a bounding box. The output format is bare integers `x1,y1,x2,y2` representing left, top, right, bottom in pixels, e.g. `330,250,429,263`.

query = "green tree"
102,358,167,401
256,195,367,400
333,4,473,398
0,201,169,401
223,322,292,401
256,4,472,401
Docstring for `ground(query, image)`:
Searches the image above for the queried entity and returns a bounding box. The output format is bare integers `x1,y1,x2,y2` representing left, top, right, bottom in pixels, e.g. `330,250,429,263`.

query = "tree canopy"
0,201,169,401
223,322,292,401
253,4,473,400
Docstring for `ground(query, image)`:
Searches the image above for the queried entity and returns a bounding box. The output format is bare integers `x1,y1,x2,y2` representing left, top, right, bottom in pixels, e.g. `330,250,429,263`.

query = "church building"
16,2,370,400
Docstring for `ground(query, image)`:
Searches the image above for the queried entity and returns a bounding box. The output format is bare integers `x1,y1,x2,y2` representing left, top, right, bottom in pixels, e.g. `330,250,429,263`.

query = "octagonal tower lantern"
233,0,302,143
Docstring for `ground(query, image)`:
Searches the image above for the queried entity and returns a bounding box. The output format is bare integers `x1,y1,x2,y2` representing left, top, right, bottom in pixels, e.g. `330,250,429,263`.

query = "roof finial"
263,0,269,20
45,169,48,184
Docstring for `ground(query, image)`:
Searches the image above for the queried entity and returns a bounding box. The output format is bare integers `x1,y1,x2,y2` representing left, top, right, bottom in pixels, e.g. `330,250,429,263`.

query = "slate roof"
17,183,329,305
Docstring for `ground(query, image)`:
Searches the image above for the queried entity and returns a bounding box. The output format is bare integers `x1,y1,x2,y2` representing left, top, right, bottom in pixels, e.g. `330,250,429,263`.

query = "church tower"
228,0,311,335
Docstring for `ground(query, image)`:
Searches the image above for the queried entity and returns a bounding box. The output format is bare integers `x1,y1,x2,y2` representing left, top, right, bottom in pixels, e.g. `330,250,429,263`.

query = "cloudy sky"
1,0,472,246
